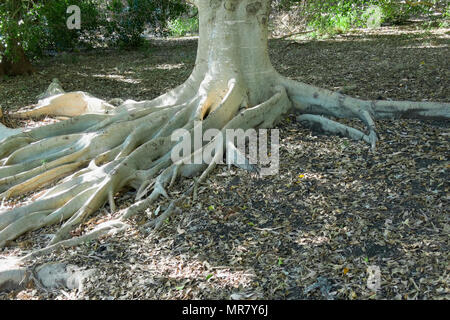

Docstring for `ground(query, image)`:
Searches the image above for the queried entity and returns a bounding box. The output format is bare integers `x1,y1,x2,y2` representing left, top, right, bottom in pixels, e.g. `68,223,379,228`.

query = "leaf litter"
0,25,449,300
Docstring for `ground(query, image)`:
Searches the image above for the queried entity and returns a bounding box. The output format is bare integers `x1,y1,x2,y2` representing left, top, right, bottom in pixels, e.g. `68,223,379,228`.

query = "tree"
0,0,36,76
0,0,448,259
103,0,189,47
0,0,189,76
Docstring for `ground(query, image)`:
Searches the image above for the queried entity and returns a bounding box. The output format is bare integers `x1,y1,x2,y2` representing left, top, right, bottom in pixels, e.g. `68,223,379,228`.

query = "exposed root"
282,77,449,149
0,124,22,142
0,160,128,247
0,161,86,199
1,0,448,272
10,92,115,119
297,114,377,149
0,105,184,197
140,201,182,232
0,74,287,252
19,220,129,262
370,100,450,120
0,66,448,261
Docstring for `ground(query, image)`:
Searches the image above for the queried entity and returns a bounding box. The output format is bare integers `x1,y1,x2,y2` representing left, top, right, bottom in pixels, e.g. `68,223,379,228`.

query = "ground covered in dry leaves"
0,25,449,300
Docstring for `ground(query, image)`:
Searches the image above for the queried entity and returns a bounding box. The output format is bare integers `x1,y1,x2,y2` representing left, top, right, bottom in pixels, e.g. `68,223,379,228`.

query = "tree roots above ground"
0,0,449,263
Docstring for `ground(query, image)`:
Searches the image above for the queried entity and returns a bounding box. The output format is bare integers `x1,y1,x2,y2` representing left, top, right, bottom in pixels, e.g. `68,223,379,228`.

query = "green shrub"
1,0,191,65
41,0,101,51
362,5,383,28
104,0,189,48
275,0,443,37
0,0,101,63
439,3,450,27
0,1,48,61
306,1,366,35
103,0,149,48
167,17,199,37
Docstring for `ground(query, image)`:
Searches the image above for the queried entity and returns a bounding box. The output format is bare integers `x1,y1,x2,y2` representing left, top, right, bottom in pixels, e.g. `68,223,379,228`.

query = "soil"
0,25,449,300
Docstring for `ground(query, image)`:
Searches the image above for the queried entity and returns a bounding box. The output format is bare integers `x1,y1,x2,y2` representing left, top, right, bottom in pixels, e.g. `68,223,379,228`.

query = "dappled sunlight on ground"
92,74,142,84
0,24,448,300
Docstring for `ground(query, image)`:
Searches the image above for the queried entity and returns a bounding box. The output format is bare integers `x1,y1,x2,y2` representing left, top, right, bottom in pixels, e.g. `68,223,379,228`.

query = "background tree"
2,0,448,76
0,0,190,75
103,0,189,47
0,0,38,76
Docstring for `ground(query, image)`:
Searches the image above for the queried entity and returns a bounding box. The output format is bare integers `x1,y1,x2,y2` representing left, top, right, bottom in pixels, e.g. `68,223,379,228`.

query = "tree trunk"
1,0,35,76
0,0,448,255
0,40,35,76
194,0,278,105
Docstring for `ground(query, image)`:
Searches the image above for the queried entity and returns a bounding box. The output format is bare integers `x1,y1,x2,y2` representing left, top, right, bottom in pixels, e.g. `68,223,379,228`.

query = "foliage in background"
1,0,102,64
0,0,47,61
1,0,449,69
104,0,189,47
0,0,190,64
167,16,199,37
272,0,449,36
41,0,101,51
439,3,450,27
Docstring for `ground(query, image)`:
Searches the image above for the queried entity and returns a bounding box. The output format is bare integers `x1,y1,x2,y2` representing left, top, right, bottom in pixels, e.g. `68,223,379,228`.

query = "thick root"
0,105,185,196
0,71,448,257
297,114,378,149
282,77,449,148
0,160,129,247
19,220,129,262
11,92,115,119
370,100,450,120
0,124,23,142
0,77,251,249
